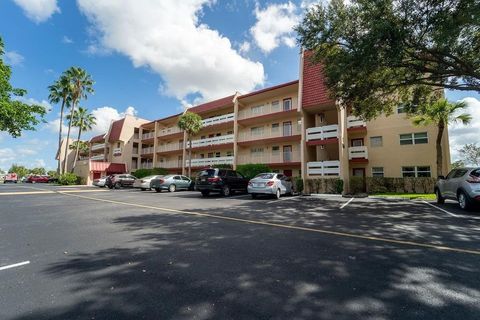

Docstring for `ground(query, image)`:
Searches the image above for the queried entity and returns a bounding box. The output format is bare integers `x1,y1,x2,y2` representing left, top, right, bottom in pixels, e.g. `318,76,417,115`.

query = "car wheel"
251,193,257,199
108,185,113,189
169,184,176,192
435,189,445,204
114,182,121,189
221,185,231,197
458,191,471,210
155,188,161,193
141,188,146,191
201,191,210,197
275,188,281,200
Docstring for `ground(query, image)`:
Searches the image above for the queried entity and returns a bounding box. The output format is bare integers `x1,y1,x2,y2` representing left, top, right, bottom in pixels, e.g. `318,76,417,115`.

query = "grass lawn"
371,193,436,200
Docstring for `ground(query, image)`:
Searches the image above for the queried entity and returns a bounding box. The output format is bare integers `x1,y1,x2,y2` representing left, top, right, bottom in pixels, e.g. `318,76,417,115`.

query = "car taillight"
466,175,480,183
158,179,164,184
266,181,275,186
248,181,253,186
208,177,221,183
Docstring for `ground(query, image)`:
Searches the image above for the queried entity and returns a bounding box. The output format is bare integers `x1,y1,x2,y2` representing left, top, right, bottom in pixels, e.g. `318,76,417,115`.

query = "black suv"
195,168,249,197
105,174,136,189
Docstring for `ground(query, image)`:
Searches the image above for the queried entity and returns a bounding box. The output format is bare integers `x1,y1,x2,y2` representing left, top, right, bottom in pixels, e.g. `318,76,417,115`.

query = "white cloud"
15,96,52,112
250,2,300,54
77,0,265,102
4,51,25,66
44,118,78,136
12,0,60,23
90,106,139,135
62,36,74,44
239,41,251,54
449,97,480,161
0,148,16,167
33,159,46,167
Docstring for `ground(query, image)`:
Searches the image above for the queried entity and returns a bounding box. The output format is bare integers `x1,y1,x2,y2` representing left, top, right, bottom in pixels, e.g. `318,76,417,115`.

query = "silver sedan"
133,175,164,191
247,173,293,199
151,175,193,192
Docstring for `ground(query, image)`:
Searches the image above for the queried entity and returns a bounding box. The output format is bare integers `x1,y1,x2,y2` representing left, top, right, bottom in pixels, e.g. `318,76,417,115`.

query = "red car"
26,175,50,183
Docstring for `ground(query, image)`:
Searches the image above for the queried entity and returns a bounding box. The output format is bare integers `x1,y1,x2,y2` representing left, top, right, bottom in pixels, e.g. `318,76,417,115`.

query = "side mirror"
438,175,445,180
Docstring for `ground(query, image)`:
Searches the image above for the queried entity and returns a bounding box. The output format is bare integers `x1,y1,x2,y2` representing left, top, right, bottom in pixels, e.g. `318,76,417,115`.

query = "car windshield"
254,173,274,179
471,169,480,177
198,169,216,177
163,175,174,179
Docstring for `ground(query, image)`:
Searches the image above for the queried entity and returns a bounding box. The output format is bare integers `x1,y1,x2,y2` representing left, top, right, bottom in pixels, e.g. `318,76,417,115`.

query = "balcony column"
182,131,187,176
153,123,158,167
233,93,240,170
337,102,350,194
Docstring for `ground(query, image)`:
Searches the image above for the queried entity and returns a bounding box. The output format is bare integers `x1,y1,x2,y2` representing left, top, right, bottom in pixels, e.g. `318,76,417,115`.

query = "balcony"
306,124,339,143
202,113,234,127
347,116,367,132
349,146,368,160
157,143,183,153
158,126,182,137
186,156,234,167
90,154,105,161
238,103,297,121
238,152,301,165
307,161,340,176
142,132,155,140
157,160,183,168
141,147,154,155
132,148,139,155
238,126,300,143
188,134,234,149
141,162,153,169
91,143,106,151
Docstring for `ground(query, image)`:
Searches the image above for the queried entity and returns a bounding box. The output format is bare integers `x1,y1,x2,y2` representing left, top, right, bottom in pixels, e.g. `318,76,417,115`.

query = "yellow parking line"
59,192,480,256
0,191,54,196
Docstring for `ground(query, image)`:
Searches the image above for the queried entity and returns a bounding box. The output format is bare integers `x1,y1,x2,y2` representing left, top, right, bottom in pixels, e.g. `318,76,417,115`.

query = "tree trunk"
71,122,83,173
63,101,76,174
188,136,192,178
436,121,445,177
57,99,65,174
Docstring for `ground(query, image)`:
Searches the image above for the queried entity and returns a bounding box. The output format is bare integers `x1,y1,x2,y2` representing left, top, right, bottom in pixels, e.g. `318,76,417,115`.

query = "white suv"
435,168,480,210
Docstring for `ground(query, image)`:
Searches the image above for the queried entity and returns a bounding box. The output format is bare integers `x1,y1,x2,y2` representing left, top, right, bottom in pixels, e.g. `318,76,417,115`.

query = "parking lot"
1,184,480,320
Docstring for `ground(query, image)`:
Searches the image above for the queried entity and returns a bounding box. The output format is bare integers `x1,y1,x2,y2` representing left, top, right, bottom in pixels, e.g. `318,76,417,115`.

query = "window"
351,138,364,147
251,105,263,115
215,152,221,158
283,121,292,136
370,136,383,147
372,167,384,177
397,104,406,113
272,146,280,154
271,123,279,132
271,100,280,111
174,176,181,180
227,131,233,135
200,154,205,159
216,133,221,137
181,176,190,181
251,126,264,136
117,142,121,148
201,136,206,139
226,151,233,157
208,152,214,158
453,169,468,178
402,166,431,177
251,147,264,155
283,98,292,111
400,132,428,145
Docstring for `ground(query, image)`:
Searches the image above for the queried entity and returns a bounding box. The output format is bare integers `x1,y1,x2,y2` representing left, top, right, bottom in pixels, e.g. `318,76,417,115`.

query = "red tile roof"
189,95,235,114
108,118,126,143
90,134,105,143
301,51,334,108
238,80,299,100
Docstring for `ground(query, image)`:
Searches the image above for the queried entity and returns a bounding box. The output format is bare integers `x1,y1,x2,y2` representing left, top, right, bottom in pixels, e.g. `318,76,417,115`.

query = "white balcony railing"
349,146,368,159
91,143,106,151
186,156,234,167
142,132,155,140
141,162,153,169
238,125,300,142
347,116,366,128
307,161,340,176
237,152,300,165
158,126,182,137
141,147,154,155
90,154,105,161
189,134,234,148
238,103,297,120
132,148,139,155
157,160,183,168
157,143,183,153
202,113,234,127
306,124,339,141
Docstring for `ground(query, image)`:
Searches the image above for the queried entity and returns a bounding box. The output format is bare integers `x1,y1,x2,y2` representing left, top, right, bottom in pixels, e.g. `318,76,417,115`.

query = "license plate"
254,183,263,187
201,178,206,182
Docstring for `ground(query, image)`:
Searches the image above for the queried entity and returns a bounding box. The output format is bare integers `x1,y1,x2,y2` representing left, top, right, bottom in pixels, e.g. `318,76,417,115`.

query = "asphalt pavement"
1,184,479,320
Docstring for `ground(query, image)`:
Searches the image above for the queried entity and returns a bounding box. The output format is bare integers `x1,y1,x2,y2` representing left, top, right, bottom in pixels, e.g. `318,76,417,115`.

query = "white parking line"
266,196,300,204
216,194,251,200
340,197,354,209
422,201,459,217
0,261,30,271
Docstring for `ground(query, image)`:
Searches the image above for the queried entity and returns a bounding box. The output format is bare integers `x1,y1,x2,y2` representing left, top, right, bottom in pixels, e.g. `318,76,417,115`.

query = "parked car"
4,173,18,183
195,168,248,197
105,174,136,189
26,175,49,183
133,175,164,191
151,175,193,192
435,167,480,210
93,176,107,187
248,173,293,199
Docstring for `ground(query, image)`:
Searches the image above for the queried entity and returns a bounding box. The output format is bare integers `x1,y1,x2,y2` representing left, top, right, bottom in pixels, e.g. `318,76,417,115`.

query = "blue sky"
0,0,479,171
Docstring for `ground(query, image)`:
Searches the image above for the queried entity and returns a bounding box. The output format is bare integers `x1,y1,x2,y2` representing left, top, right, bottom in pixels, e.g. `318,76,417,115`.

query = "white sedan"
133,175,164,191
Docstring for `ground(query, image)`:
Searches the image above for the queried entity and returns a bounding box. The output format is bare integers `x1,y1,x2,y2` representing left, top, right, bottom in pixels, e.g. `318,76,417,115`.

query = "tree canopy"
296,0,480,119
0,37,46,137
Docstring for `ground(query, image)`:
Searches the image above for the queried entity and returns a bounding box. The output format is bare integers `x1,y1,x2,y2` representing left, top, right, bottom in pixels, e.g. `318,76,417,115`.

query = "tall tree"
0,37,46,137
48,74,72,174
458,143,480,166
412,99,471,177
177,112,203,177
67,107,96,172
296,0,480,119
62,67,94,173
8,164,29,178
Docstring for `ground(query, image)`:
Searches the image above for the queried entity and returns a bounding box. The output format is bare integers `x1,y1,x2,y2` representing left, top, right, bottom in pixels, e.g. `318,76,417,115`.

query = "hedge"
305,178,343,194
132,167,169,179
365,177,436,194
236,163,271,180
58,173,80,185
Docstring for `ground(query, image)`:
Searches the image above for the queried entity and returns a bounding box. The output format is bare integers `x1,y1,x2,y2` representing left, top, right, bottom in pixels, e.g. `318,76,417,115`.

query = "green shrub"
335,179,344,194
305,178,343,194
349,176,365,194
236,163,271,179
294,177,304,193
215,164,233,169
365,177,436,194
58,173,79,185
133,167,168,179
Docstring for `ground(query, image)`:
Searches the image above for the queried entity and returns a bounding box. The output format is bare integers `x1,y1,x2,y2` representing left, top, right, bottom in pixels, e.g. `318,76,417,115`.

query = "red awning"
90,161,126,174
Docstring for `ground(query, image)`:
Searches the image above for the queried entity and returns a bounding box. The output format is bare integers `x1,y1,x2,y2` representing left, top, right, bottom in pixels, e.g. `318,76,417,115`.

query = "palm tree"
67,107,96,172
177,112,203,177
48,74,72,174
412,98,471,177
62,67,94,173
